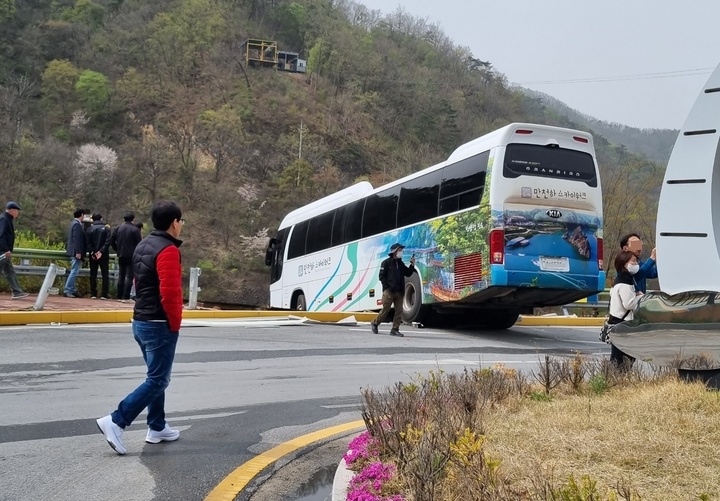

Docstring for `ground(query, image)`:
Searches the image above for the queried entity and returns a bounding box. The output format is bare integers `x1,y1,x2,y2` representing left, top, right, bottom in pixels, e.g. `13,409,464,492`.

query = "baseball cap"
389,243,405,255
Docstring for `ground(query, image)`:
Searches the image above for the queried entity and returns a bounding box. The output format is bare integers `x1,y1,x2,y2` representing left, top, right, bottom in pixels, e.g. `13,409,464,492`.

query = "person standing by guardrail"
110,211,142,302
0,202,29,299
64,208,87,298
87,213,111,300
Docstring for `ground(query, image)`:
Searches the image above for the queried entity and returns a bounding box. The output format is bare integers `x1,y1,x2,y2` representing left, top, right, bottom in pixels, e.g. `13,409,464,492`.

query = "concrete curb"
0,309,604,327
332,457,354,501
0,309,378,326
204,420,365,501
516,315,604,327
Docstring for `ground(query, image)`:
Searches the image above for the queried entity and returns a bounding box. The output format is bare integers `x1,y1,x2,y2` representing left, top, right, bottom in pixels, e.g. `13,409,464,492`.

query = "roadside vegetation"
345,355,720,500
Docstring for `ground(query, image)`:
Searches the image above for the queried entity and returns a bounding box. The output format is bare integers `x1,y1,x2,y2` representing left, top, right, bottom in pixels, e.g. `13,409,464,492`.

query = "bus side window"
287,221,309,259
343,199,365,243
439,151,488,216
332,205,347,247
362,188,399,238
306,210,335,254
398,170,441,227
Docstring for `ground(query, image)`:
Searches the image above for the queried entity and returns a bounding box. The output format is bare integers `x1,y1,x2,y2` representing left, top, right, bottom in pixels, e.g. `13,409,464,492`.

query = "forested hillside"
0,0,668,303
521,88,678,164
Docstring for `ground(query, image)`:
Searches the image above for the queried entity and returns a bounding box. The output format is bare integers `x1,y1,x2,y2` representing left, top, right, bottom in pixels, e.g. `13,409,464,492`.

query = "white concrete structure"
656,62,720,294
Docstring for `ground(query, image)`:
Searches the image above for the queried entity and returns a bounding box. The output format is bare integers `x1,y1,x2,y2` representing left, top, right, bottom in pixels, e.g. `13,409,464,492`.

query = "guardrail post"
188,267,201,309
34,263,63,311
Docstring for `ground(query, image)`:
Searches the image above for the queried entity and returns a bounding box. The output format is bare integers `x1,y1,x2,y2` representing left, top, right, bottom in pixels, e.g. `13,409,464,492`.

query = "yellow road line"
203,420,365,501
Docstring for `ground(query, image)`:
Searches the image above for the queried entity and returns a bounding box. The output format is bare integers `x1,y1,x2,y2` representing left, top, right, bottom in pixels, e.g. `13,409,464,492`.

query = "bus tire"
484,309,520,330
295,293,307,311
402,272,425,323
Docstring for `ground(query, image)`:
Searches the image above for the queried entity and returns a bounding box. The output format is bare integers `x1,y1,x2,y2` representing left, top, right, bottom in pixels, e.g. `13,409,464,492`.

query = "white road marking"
350,359,538,365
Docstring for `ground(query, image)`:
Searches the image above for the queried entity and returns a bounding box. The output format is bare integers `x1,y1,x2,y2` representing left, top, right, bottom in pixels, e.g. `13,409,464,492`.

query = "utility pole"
297,121,304,186
298,121,304,160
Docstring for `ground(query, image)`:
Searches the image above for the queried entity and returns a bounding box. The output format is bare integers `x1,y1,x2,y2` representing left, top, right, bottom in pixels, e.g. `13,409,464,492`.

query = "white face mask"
626,263,640,275
395,251,404,259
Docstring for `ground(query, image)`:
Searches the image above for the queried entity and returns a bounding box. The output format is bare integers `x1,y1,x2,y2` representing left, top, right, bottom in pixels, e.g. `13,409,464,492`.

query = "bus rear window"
503,144,597,187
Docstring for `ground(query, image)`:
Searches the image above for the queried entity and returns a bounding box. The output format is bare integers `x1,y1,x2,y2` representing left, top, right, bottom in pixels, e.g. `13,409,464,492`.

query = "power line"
517,67,715,85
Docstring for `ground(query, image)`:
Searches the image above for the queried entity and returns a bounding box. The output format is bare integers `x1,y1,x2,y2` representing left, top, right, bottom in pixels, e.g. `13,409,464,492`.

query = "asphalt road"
0,319,608,501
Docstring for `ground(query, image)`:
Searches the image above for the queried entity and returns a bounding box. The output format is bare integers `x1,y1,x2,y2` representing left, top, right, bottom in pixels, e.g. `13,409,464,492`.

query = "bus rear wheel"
402,273,426,324
483,309,520,330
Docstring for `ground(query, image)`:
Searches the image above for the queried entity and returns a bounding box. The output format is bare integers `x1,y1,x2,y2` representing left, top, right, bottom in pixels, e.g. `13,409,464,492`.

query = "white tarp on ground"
180,315,360,328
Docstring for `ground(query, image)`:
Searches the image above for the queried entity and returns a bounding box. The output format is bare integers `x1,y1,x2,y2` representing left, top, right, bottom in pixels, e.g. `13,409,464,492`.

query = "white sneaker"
96,415,126,455
146,424,180,444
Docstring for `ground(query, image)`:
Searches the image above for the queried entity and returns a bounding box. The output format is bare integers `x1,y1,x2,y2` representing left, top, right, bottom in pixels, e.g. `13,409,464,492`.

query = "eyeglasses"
178,218,185,225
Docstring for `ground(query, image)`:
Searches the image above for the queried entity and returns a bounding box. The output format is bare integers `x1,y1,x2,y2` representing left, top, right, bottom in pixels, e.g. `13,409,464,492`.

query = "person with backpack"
605,250,644,368
110,212,142,302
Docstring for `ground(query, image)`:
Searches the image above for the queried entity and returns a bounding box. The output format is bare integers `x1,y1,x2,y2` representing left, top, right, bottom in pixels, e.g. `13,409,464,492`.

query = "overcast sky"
357,0,719,130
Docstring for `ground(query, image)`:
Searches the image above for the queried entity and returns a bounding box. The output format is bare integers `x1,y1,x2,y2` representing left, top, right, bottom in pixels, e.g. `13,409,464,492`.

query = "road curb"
0,310,379,326
203,420,365,501
517,315,604,327
0,309,604,327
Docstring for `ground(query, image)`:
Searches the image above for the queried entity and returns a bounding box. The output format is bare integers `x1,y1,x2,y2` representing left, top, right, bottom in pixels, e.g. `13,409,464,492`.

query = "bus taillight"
490,229,505,264
597,237,604,270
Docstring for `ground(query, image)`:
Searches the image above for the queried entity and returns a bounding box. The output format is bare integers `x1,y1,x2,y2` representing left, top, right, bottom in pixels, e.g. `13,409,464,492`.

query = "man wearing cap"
64,208,87,298
0,202,29,299
370,242,416,337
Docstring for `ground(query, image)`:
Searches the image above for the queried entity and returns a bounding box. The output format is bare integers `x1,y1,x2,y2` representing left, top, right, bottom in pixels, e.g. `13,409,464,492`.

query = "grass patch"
354,356,720,500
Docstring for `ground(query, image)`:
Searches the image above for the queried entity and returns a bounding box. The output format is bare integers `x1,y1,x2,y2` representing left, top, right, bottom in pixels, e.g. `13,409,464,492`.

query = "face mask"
396,251,404,259
626,263,640,275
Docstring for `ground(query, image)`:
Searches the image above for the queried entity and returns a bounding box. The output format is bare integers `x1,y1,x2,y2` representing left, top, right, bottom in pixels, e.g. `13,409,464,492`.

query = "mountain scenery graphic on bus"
498,208,602,290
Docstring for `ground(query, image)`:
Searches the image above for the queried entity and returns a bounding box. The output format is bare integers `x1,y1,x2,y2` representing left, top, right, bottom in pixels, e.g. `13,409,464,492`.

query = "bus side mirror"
265,238,277,266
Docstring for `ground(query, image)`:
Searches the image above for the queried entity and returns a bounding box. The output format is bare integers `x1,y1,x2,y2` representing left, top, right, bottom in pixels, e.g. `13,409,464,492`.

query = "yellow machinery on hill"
242,38,307,73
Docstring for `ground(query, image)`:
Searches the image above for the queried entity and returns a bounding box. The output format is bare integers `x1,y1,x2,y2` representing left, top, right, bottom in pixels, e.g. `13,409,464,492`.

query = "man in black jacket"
0,201,29,299
110,211,142,301
86,213,110,299
370,242,416,337
64,208,87,298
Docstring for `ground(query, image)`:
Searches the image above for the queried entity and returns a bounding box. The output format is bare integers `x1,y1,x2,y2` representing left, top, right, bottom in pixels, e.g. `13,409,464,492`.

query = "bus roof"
447,123,594,163
278,181,374,229
277,123,595,229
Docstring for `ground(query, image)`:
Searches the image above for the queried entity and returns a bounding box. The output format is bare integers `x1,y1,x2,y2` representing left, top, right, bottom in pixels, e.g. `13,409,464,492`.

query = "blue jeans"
112,321,179,431
64,257,83,294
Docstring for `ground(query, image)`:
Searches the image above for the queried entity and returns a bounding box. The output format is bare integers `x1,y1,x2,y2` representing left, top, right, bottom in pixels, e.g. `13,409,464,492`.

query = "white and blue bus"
265,123,604,329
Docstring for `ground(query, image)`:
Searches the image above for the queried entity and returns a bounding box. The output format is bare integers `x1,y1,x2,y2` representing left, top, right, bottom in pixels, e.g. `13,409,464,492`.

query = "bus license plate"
540,256,569,272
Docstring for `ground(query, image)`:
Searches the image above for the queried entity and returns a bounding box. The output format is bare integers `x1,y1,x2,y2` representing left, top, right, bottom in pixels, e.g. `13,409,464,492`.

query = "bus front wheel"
295,293,307,311
402,273,425,324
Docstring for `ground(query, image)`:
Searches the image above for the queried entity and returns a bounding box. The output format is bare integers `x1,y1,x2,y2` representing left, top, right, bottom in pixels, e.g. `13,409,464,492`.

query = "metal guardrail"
10,248,204,311
11,248,119,282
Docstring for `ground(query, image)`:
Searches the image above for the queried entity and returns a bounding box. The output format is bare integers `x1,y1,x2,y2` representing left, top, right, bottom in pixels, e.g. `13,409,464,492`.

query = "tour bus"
265,123,604,329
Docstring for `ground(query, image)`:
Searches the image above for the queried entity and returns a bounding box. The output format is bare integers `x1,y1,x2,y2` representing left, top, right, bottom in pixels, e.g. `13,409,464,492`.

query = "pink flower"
346,462,404,501
343,431,380,466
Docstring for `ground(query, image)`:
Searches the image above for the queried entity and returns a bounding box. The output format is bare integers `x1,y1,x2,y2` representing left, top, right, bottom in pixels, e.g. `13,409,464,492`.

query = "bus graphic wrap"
268,123,604,328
